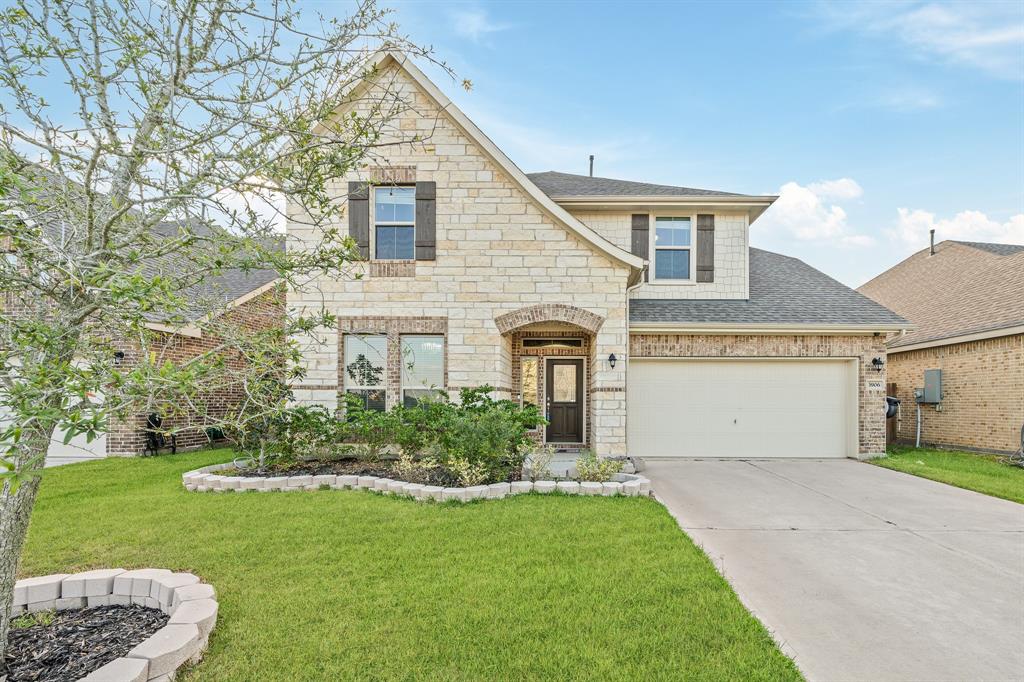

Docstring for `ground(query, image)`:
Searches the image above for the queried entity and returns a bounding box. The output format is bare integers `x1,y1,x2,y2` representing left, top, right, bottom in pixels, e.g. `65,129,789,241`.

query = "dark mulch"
223,457,519,488
225,458,462,487
5,605,169,682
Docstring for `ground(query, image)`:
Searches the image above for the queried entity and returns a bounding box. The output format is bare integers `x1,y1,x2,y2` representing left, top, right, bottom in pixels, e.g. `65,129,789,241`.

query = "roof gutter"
628,322,912,335
888,323,1024,353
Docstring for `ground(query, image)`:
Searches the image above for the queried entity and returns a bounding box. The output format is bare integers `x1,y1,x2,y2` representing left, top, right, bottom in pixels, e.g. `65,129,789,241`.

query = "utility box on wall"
920,369,942,404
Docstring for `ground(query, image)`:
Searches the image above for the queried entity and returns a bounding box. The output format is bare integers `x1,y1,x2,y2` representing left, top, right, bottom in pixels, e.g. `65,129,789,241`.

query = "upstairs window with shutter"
373,186,416,260
653,216,693,281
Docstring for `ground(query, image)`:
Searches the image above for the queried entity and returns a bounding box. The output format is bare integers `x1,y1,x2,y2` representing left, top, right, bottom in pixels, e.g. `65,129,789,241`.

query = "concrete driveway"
645,459,1024,682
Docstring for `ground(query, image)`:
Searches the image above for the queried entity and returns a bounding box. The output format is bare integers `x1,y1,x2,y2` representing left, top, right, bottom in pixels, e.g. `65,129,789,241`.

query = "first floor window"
520,357,539,407
374,186,415,260
401,335,444,406
344,335,387,411
654,216,692,280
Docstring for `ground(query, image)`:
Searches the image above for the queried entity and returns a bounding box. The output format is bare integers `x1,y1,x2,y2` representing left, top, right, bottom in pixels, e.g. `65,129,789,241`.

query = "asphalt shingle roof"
527,171,744,198
630,248,909,328
857,240,1024,347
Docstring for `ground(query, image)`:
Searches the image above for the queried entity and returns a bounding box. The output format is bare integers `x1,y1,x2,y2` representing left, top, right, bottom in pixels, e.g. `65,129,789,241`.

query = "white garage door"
627,359,856,458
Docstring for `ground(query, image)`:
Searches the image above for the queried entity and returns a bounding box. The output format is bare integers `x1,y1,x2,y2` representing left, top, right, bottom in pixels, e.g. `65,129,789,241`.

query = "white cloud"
756,178,875,247
450,8,512,45
811,1,1024,79
890,208,1024,251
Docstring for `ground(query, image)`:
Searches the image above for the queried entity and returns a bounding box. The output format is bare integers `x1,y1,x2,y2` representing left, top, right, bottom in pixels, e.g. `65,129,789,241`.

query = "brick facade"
106,286,285,456
629,333,889,456
886,334,1023,453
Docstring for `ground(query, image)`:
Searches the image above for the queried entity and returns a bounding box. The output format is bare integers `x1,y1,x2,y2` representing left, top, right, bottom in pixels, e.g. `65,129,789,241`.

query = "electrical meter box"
921,369,942,403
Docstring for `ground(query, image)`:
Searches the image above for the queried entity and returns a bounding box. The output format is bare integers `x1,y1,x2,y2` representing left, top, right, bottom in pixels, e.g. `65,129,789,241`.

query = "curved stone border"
11,569,218,682
182,463,651,502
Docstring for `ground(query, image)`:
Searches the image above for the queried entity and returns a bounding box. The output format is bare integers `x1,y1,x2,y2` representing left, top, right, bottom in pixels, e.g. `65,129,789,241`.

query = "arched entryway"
496,305,605,449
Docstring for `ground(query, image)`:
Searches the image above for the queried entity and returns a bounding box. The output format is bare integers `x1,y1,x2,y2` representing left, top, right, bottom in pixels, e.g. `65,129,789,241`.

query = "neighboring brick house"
43,274,284,466
859,240,1024,453
288,51,908,460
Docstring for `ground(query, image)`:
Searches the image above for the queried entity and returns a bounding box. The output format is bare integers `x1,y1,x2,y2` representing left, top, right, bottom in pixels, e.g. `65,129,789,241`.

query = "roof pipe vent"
588,154,594,177
929,229,935,256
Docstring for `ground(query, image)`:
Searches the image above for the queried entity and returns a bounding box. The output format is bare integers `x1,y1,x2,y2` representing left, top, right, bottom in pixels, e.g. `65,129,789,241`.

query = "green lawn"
872,446,1024,504
19,450,800,681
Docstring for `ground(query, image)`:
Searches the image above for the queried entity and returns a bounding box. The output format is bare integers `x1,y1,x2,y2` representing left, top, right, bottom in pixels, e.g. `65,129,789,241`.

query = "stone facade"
287,63,633,455
629,333,889,456
886,334,1023,453
286,56,897,459
568,210,750,300
106,286,285,456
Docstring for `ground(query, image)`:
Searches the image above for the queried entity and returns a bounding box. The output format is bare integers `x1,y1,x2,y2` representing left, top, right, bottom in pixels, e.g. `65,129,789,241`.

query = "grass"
18,450,800,681
872,446,1024,504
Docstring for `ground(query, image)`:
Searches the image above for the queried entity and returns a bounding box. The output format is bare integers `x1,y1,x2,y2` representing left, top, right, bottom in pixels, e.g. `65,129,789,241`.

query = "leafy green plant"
447,456,490,487
11,610,53,629
526,445,556,482
342,393,397,463
575,451,623,483
391,453,440,482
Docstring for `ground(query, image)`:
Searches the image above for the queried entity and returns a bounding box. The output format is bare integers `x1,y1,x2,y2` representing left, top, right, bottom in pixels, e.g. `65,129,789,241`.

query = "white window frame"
400,334,445,406
650,213,695,284
371,185,416,261
343,334,388,410
520,356,540,409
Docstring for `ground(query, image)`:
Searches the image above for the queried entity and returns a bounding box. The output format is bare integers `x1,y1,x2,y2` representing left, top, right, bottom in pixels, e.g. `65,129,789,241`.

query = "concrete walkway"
645,459,1024,682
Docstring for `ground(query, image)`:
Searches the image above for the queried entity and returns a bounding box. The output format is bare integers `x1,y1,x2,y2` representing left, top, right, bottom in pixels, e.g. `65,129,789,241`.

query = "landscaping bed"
20,450,802,680
220,458,467,488
5,605,167,682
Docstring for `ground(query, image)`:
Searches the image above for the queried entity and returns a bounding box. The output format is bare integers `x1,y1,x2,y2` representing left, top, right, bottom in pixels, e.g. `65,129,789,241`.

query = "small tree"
0,0,449,668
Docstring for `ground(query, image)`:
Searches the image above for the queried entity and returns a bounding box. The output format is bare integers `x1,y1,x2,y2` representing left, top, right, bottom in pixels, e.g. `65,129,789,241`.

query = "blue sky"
387,0,1024,286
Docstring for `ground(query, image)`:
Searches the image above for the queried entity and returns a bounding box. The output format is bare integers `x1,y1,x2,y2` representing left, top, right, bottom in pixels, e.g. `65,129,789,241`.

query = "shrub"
526,444,556,482
447,456,490,487
575,451,623,483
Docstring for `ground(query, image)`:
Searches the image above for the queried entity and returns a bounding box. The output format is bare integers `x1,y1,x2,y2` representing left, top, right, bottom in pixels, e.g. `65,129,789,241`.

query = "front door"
545,359,584,443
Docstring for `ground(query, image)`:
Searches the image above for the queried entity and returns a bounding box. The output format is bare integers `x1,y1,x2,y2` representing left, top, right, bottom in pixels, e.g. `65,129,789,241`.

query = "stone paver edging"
11,568,218,681
182,463,651,501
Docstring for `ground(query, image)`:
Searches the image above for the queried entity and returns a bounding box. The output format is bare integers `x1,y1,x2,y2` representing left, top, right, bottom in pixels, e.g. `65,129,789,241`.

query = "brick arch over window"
494,304,605,335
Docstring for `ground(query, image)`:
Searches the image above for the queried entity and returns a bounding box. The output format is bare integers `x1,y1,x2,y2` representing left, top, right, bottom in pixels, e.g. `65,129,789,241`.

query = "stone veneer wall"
106,287,285,456
629,333,889,456
568,210,749,300
887,334,1023,453
287,63,632,456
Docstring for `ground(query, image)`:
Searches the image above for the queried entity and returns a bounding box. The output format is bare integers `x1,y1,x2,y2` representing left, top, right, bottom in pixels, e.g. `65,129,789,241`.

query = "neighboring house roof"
858,240,1024,350
630,248,909,330
349,52,643,272
527,171,743,198
145,219,281,325
11,165,281,329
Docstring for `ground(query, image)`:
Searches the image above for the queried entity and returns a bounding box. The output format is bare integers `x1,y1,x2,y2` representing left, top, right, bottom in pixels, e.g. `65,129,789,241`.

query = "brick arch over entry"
494,304,605,335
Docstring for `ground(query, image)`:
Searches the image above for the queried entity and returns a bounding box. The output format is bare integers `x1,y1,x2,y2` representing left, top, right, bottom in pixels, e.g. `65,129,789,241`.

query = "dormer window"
653,216,692,280
373,186,415,259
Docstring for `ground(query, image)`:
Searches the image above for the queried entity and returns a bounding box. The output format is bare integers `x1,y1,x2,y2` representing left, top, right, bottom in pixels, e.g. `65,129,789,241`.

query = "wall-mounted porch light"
608,353,617,369
871,357,885,372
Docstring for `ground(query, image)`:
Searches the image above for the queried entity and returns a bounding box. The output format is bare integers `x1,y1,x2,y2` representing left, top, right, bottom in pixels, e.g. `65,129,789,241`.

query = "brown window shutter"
347,182,369,259
631,214,650,281
696,214,715,283
415,181,436,260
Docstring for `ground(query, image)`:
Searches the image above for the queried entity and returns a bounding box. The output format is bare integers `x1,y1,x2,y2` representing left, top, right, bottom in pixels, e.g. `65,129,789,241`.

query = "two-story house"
287,52,908,460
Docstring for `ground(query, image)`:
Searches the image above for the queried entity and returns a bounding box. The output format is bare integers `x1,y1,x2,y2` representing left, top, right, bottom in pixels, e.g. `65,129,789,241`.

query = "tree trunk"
0,441,46,679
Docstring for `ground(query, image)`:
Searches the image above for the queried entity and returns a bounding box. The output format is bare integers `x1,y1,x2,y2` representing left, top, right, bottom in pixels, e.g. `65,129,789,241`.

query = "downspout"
623,262,648,461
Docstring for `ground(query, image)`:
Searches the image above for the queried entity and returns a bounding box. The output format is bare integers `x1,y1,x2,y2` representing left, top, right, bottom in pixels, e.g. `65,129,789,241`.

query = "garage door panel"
627,360,852,458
